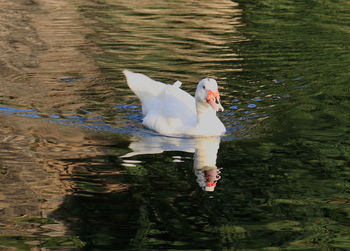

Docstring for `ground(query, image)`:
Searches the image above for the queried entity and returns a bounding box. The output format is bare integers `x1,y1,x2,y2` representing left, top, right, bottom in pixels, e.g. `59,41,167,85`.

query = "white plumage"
123,70,226,136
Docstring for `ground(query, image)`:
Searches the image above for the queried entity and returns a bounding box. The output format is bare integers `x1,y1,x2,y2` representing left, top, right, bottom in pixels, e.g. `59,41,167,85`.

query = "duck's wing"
123,70,197,135
142,83,197,135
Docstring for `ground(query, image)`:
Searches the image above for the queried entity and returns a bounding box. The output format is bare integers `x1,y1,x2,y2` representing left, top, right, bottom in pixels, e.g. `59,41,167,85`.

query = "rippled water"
1,0,350,250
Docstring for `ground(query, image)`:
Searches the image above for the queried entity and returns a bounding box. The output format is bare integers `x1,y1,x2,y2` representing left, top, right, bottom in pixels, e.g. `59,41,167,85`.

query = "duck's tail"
123,70,165,115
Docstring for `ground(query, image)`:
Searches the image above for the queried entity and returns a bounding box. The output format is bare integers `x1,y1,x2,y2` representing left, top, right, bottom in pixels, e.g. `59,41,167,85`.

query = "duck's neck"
195,101,217,124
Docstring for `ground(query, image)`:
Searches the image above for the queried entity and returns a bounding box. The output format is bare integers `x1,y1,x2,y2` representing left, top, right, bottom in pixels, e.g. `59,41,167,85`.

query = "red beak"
206,90,224,112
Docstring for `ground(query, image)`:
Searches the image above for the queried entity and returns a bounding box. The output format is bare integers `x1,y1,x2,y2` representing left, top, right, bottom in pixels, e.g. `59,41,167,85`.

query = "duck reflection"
122,134,222,192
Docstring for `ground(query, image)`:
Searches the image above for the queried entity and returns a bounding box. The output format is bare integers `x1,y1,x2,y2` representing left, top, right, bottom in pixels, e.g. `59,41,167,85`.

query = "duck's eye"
203,85,205,90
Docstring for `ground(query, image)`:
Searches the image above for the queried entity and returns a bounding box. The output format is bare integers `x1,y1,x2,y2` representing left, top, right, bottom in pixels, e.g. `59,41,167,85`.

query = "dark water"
1,0,350,250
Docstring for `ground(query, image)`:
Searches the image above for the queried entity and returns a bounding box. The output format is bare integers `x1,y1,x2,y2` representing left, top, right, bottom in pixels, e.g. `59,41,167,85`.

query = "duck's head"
195,78,224,112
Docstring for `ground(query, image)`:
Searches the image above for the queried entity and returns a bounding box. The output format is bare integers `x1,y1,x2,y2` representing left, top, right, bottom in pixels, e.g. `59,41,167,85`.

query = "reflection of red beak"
206,90,224,112
207,182,217,188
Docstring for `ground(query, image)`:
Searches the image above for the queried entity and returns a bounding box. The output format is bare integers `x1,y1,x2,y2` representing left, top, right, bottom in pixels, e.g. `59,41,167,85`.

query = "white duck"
123,70,226,136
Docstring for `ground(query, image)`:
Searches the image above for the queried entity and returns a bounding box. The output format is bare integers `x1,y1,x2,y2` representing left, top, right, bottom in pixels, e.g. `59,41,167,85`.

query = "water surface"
0,0,350,250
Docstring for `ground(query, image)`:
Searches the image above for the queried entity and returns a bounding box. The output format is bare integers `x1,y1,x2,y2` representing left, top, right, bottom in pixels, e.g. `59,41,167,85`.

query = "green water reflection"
49,0,350,250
